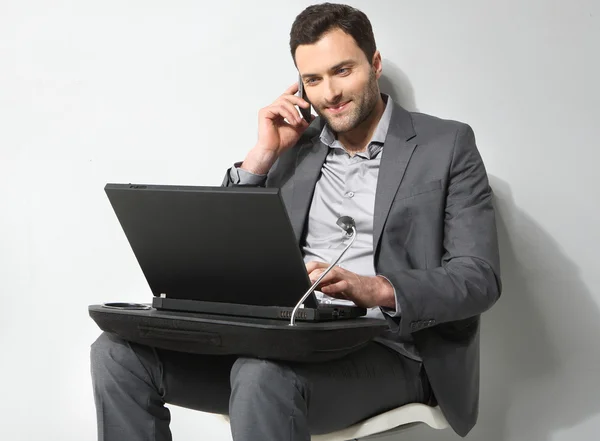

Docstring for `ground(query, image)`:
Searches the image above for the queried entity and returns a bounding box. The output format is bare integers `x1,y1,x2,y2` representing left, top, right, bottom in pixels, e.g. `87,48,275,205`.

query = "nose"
323,78,342,104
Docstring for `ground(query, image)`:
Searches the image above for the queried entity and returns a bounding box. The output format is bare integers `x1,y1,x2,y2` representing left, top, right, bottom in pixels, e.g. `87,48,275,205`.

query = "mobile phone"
298,75,312,122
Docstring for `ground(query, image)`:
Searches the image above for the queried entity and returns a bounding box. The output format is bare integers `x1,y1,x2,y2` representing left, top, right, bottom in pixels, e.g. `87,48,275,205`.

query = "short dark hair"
289,3,377,65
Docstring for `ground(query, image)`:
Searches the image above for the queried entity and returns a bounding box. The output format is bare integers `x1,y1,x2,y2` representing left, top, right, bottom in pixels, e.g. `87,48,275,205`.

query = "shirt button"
345,191,355,198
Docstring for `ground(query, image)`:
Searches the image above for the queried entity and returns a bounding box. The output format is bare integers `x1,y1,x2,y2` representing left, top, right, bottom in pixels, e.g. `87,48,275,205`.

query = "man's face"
295,28,381,133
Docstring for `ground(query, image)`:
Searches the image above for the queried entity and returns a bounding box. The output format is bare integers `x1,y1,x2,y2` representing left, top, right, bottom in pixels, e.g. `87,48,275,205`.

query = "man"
91,3,501,440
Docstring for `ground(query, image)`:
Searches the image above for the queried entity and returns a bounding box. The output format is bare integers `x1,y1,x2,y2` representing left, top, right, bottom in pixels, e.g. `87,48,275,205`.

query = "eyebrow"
301,59,356,79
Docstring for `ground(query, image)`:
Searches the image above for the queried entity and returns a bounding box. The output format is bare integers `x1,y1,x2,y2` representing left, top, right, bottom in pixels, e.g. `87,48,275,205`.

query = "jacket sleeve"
221,161,267,187
380,124,502,336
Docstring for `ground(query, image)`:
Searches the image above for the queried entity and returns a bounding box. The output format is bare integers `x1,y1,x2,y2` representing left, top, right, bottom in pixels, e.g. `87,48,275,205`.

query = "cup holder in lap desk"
102,302,152,310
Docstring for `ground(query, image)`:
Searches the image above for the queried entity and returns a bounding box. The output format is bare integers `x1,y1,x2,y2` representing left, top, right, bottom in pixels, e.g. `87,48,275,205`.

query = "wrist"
240,147,277,175
374,275,396,308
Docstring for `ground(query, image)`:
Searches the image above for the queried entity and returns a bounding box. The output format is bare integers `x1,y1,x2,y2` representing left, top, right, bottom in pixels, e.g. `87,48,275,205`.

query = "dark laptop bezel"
104,183,366,321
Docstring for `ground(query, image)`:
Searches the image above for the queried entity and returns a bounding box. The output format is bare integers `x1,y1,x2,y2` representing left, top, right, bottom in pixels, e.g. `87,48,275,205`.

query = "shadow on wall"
474,176,600,441
379,58,418,112
373,175,600,441
375,62,600,440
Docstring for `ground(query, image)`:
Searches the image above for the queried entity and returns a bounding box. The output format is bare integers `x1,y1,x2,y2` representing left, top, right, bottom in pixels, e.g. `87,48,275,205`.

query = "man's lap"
148,339,428,434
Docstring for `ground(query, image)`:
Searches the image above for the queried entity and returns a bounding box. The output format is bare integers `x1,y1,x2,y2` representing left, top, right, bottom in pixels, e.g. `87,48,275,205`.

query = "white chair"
210,402,449,440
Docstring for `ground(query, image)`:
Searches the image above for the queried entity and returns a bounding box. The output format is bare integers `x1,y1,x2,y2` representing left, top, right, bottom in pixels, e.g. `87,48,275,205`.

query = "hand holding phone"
242,82,314,174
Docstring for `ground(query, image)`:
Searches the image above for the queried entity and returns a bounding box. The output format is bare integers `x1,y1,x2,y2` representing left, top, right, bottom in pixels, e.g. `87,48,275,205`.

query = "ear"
372,50,383,80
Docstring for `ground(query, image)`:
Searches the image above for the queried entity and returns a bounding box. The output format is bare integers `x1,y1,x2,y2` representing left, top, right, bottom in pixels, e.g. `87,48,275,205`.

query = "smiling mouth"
326,101,350,114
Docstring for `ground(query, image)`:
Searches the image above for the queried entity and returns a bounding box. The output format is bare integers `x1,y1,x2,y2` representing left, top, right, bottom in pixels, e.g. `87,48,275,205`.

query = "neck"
337,95,386,153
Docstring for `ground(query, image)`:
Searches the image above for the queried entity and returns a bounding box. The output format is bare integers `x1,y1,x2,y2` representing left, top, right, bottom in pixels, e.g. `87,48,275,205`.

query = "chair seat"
213,403,449,441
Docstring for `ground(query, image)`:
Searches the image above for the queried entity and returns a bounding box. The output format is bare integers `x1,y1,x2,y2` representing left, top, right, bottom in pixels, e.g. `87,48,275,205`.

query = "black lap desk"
89,305,388,363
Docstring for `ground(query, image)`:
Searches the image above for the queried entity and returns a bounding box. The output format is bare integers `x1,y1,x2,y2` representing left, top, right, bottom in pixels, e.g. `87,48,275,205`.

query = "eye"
337,67,351,75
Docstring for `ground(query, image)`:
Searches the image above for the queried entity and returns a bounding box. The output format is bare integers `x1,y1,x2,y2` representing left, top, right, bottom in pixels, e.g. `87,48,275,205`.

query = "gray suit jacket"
222,101,501,437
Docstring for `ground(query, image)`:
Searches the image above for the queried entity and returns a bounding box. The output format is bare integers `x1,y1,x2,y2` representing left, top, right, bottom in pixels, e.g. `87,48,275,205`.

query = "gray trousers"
90,332,432,441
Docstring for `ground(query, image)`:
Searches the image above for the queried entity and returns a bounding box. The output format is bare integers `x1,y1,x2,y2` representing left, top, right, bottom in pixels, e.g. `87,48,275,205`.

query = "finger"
280,93,311,109
293,115,315,132
276,97,311,125
283,82,300,96
308,265,333,279
320,280,350,295
275,100,304,125
267,103,301,126
309,268,339,285
305,261,329,273
292,118,311,133
308,269,324,284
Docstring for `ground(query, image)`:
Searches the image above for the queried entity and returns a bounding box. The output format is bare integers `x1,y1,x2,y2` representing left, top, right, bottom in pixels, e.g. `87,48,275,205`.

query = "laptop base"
151,297,366,322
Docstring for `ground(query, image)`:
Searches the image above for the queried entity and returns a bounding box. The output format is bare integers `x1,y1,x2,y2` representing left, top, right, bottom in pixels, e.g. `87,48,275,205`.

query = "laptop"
104,183,367,322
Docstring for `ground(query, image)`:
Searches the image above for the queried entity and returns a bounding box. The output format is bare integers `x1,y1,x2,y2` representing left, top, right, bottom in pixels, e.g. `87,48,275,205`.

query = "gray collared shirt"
229,94,421,361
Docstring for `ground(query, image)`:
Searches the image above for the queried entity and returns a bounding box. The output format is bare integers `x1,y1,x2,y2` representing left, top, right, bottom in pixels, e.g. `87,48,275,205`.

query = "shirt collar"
319,93,393,159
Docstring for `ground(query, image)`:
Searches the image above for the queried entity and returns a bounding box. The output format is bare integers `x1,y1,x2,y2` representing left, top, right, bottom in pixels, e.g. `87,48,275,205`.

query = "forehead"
295,28,367,75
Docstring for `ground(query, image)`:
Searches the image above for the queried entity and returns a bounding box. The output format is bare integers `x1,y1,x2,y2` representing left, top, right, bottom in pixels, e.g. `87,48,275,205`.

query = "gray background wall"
1,1,598,440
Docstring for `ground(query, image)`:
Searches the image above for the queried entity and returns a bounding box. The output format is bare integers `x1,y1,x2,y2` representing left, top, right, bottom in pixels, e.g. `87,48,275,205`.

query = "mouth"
326,101,351,114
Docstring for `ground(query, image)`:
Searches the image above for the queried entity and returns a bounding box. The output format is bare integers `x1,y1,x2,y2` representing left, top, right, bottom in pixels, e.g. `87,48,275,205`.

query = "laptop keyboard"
314,290,356,308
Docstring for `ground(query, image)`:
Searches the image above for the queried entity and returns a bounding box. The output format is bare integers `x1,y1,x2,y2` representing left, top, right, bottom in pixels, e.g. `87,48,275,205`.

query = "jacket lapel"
287,101,417,250
289,136,329,243
373,102,417,254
